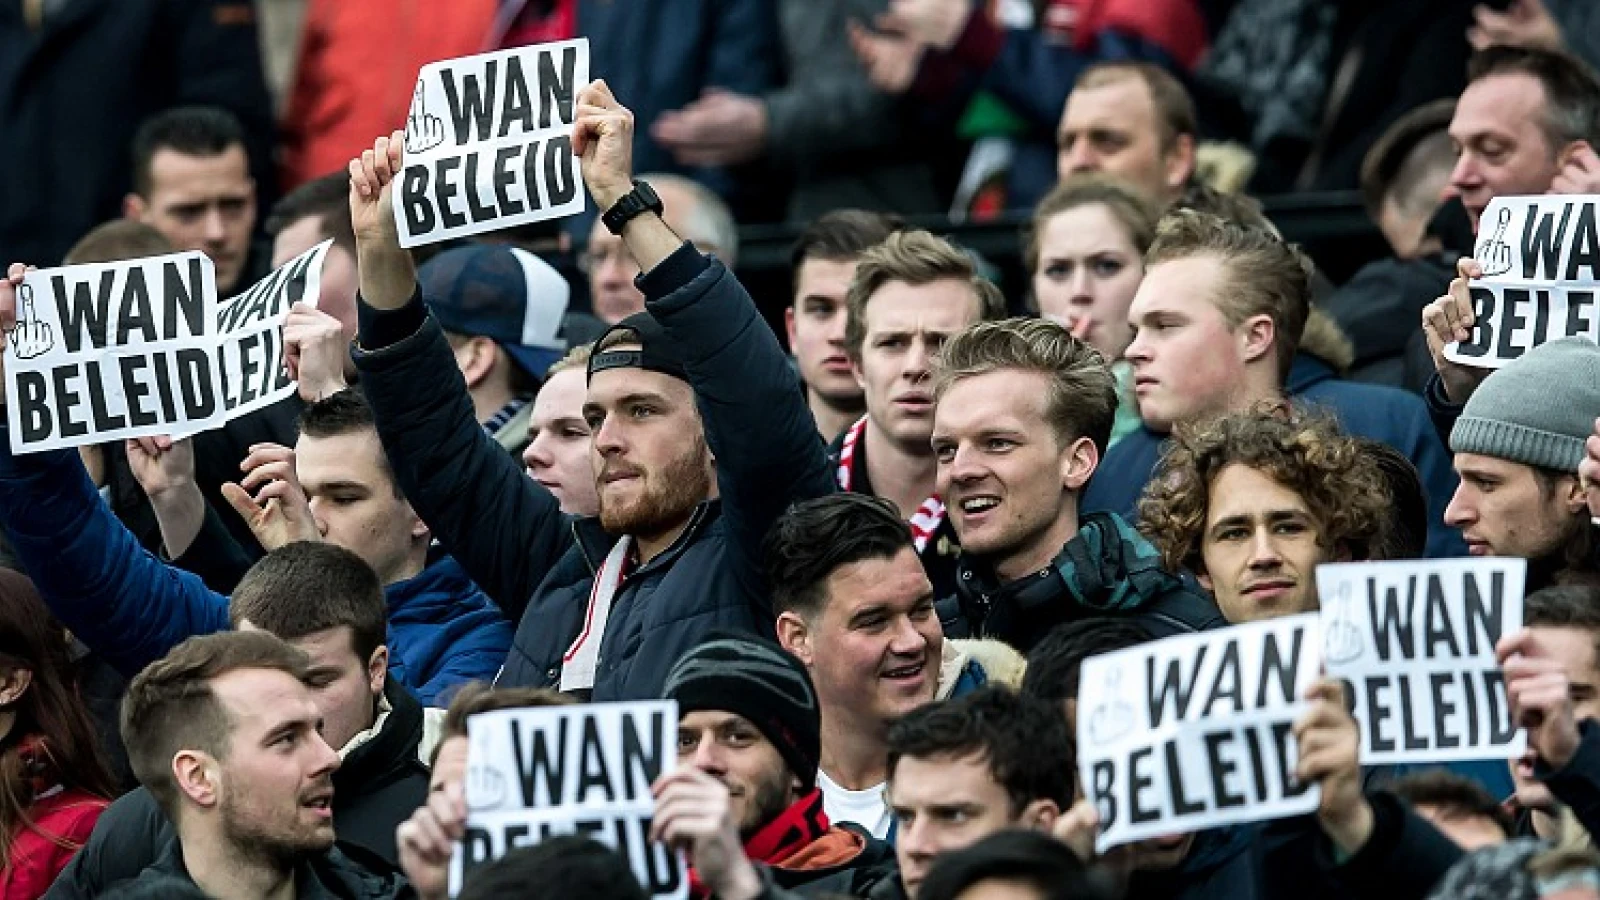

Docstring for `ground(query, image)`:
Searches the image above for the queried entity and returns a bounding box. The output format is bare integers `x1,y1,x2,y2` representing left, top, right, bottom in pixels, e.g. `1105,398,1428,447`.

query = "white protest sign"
1317,557,1525,766
5,241,329,453
1077,614,1322,853
1444,194,1600,369
448,701,685,899
395,39,589,248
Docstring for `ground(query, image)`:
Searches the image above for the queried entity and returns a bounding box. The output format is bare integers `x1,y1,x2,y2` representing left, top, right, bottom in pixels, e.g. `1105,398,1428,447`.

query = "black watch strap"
601,180,664,235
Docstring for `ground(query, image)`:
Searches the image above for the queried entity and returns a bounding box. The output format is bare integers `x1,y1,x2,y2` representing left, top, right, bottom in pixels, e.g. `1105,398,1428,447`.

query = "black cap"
586,311,689,383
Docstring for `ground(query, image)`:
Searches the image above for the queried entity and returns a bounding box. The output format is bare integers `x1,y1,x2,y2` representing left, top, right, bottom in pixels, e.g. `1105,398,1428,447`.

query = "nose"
311,731,341,776
522,432,552,470
1069,267,1096,304
596,250,632,287
1125,328,1150,363
904,337,933,381
887,614,927,656
1248,529,1283,569
202,206,228,245
689,735,726,776
1449,152,1482,194
1444,484,1473,527
898,816,937,864
592,414,625,457
944,443,985,486
825,311,848,346
1062,142,1098,175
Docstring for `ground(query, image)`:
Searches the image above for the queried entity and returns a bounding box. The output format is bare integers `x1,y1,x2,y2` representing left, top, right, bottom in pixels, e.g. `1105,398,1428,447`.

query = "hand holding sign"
221,443,321,550
126,435,195,501
404,83,447,155
573,80,637,211
1424,257,1493,403
1294,679,1371,855
650,770,761,900
397,781,466,900
1581,417,1600,525
1552,143,1600,196
1053,798,1100,863
349,131,405,247
282,303,349,403
1499,629,1581,770
1476,207,1515,276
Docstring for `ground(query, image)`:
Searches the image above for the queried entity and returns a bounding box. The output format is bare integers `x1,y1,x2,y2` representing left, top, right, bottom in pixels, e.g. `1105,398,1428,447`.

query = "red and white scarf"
561,536,633,691
836,416,946,553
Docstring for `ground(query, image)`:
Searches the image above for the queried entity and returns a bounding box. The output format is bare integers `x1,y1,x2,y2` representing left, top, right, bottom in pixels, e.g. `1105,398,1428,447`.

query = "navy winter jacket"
352,245,834,700
0,443,509,704
1083,354,1466,559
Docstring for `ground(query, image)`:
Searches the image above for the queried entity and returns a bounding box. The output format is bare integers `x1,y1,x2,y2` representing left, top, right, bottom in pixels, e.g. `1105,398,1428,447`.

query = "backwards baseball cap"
662,635,821,790
419,244,570,381
586,311,689,383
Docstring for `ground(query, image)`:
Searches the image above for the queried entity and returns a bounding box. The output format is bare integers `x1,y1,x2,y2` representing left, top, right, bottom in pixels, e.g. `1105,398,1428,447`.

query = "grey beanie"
1450,338,1600,474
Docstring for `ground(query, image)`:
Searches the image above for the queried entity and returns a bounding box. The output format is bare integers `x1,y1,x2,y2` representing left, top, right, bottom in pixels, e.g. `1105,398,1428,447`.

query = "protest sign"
1318,558,1526,765
448,701,685,899
1077,614,1321,852
395,39,589,248
5,241,329,453
1444,194,1600,369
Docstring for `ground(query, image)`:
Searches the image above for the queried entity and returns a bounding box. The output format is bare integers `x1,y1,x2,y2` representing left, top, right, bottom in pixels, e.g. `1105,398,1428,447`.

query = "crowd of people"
7,1,1600,898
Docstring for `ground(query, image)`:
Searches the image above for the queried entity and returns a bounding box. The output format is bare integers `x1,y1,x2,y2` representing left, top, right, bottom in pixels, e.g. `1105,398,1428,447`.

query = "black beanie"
662,636,821,790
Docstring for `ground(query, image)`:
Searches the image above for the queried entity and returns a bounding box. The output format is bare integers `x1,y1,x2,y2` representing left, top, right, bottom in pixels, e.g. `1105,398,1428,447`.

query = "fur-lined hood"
1298,306,1356,374
936,638,1027,700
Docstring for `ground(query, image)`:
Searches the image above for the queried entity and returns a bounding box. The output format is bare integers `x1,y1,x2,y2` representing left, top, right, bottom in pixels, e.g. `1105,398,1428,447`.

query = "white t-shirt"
818,770,893,840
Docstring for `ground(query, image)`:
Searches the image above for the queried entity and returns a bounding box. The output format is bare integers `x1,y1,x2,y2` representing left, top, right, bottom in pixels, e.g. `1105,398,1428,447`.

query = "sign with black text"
448,701,685,899
4,242,328,453
1318,558,1526,765
395,39,589,248
1444,194,1600,369
1077,615,1322,852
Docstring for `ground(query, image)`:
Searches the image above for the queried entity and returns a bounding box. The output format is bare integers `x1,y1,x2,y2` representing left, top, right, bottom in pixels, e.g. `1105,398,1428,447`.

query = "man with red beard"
344,81,831,699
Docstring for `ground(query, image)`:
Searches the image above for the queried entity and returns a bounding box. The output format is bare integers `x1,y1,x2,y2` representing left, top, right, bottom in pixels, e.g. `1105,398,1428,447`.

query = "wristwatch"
601,180,664,235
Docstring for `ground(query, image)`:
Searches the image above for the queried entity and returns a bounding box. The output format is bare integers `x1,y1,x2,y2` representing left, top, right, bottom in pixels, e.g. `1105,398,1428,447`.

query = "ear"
1017,797,1061,833
123,193,148,221
850,356,867,392
402,499,429,541
173,750,219,809
1238,313,1277,367
776,611,814,668
785,307,799,349
1166,133,1198,191
0,667,32,706
1196,566,1214,592
1060,435,1099,492
458,337,499,388
367,645,389,697
1562,475,1590,516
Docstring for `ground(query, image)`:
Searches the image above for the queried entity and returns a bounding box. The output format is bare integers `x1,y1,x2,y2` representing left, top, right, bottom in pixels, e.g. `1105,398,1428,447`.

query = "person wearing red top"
0,571,116,899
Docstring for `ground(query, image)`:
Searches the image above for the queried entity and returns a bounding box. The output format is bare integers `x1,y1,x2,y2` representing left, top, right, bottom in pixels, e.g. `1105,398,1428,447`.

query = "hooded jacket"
949,511,1226,652
1082,352,1466,559
352,245,834,700
44,682,432,899
0,435,507,704
691,790,895,899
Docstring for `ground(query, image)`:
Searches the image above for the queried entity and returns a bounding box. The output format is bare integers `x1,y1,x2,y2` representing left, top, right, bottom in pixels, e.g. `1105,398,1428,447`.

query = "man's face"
787,547,942,731
1031,203,1144,360
523,368,600,517
584,360,713,540
1448,73,1562,231
273,217,358,341
934,371,1090,579
295,429,427,586
1198,464,1328,623
208,667,340,857
890,753,1035,898
271,625,384,754
131,146,256,293
1445,453,1581,560
788,257,862,409
585,181,710,324
678,710,798,839
1057,79,1185,205
854,279,981,451
1124,257,1253,433
1510,625,1600,810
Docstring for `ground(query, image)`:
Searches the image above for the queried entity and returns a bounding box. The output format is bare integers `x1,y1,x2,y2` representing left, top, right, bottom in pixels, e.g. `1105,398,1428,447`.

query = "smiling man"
1138,409,1392,623
832,229,1007,600
928,317,1222,653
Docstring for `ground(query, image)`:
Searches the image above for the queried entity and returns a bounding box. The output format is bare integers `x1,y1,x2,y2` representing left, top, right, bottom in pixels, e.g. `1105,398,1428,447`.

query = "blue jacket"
0,444,508,704
353,245,834,700
1083,355,1466,559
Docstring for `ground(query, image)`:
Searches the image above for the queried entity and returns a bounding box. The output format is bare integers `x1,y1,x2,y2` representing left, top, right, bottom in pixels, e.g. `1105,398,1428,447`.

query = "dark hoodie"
949,511,1226,653
44,682,429,900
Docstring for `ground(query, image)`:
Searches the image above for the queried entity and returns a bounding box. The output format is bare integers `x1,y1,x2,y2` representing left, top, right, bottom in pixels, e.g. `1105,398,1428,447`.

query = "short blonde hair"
1145,210,1312,380
845,230,1008,360
546,343,593,379
932,317,1117,454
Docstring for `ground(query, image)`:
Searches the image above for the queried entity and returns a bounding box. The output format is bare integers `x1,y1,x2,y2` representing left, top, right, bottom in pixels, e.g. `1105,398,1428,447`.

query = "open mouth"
301,793,333,819
881,659,926,683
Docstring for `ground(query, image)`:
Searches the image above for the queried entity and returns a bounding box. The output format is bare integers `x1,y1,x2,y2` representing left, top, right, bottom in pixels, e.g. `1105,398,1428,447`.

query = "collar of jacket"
384,554,477,621
956,511,1182,616
569,500,721,575
135,840,403,900
336,682,426,799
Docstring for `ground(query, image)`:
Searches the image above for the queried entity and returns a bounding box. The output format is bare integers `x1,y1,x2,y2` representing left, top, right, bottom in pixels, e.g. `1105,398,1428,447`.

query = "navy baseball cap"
419,244,571,380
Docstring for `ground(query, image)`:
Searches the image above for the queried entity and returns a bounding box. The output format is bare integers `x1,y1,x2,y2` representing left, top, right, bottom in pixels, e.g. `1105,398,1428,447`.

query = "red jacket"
2,788,109,900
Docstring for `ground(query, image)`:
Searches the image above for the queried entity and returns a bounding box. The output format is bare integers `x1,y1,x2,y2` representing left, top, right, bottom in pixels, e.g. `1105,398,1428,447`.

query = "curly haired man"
1138,408,1393,624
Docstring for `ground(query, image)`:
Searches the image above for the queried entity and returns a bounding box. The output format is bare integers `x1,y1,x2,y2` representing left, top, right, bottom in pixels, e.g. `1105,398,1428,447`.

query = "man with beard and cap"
344,81,831,700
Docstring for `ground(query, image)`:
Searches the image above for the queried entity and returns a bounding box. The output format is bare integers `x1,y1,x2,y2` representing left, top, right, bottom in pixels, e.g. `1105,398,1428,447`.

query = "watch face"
636,181,661,208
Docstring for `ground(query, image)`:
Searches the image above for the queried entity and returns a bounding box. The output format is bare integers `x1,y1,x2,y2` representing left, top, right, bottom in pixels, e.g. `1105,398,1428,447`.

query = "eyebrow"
1209,509,1311,530
305,479,369,494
